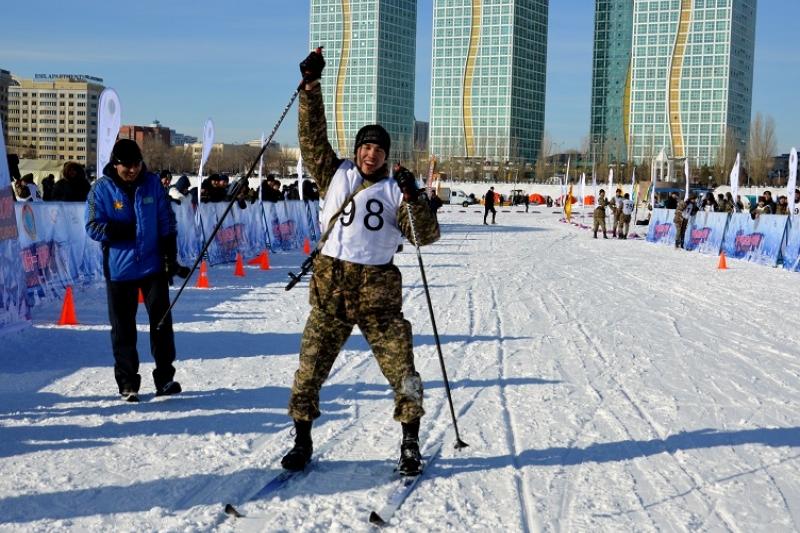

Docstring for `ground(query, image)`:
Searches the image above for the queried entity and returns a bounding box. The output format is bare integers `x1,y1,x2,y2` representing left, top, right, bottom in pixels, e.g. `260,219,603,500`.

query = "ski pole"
404,203,469,450
157,81,303,330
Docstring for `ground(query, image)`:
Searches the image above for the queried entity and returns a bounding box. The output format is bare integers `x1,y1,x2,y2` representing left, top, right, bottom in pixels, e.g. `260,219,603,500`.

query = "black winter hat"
354,124,390,157
111,139,143,166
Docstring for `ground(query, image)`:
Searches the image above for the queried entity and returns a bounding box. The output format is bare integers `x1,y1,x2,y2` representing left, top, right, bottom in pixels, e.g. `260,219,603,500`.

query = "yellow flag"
565,184,573,221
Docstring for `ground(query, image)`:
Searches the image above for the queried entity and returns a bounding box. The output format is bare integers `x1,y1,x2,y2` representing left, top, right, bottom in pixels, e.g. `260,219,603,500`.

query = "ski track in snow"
1,208,800,532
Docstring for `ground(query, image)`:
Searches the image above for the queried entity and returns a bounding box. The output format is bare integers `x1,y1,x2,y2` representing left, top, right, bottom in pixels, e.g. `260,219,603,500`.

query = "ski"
223,461,314,519
368,441,444,526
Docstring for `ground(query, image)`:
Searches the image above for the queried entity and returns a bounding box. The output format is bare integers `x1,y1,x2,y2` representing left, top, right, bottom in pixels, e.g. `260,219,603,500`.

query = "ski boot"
397,419,422,476
593,230,597,239
281,419,313,471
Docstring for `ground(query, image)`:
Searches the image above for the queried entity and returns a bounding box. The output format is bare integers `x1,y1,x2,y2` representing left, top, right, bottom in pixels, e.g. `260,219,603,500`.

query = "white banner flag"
297,155,305,201
97,88,121,174
629,167,636,199
730,152,741,211
788,148,798,216
580,172,586,207
608,167,614,192
684,158,690,201
198,118,215,180
592,166,597,201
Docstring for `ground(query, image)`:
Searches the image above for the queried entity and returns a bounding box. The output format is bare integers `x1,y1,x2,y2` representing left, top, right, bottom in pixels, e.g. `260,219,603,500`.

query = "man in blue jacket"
86,139,187,402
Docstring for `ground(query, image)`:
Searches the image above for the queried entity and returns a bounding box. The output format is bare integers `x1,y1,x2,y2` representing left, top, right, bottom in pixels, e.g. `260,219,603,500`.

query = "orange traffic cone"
196,260,211,288
259,250,270,270
718,251,728,270
247,253,261,266
234,253,246,277
303,237,311,255
58,286,78,326
138,288,145,304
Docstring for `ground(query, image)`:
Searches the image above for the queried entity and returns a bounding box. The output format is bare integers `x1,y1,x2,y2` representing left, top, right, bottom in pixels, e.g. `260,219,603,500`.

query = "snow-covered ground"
2,206,799,532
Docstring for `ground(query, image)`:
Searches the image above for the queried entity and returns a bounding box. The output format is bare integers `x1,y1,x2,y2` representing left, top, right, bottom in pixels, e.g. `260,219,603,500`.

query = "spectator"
85,139,188,402
701,192,718,212
546,195,553,208
41,174,56,201
21,174,42,202
168,175,191,204
159,170,172,190
776,195,789,215
763,190,776,214
716,193,727,212
665,192,678,210
13,178,30,201
53,161,91,201
753,196,768,219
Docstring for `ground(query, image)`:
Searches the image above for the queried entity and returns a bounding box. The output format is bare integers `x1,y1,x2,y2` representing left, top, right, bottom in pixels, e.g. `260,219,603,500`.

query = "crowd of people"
663,189,800,218
7,156,93,203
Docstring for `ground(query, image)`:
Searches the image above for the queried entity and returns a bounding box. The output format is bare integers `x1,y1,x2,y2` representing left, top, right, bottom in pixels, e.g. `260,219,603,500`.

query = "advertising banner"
683,211,729,254
14,203,103,305
782,215,800,271
97,88,121,172
721,214,788,266
646,208,676,245
0,119,30,334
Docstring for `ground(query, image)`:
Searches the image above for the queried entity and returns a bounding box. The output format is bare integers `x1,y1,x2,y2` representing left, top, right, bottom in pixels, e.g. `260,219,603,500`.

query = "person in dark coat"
85,139,188,402
53,161,91,201
484,186,496,225
41,174,56,201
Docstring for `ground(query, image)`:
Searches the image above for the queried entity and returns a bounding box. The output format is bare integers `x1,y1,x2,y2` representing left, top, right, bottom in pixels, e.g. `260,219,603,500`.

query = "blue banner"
683,211,729,254
783,215,800,271
721,214,788,267
646,208,676,245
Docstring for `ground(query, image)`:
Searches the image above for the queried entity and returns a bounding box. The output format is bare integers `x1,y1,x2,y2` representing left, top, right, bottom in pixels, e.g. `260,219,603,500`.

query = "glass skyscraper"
429,0,548,163
592,0,757,166
309,0,416,161
590,0,633,163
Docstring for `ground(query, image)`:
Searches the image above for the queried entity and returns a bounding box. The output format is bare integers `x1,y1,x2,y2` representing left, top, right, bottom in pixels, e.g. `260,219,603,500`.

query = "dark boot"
603,231,608,239
397,419,422,476
281,419,313,471
593,230,597,239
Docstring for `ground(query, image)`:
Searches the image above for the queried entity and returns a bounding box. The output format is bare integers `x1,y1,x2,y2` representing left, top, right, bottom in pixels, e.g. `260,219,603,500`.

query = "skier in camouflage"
282,50,440,476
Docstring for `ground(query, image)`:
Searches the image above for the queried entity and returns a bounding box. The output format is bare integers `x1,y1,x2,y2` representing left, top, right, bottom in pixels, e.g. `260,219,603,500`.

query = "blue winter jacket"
85,164,176,281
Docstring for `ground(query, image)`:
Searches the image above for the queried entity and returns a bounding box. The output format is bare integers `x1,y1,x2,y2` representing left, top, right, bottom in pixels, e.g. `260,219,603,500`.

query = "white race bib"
320,161,403,265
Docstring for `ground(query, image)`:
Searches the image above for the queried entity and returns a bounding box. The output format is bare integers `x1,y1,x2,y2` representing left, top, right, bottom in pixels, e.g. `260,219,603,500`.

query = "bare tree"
747,113,777,186
141,136,170,171
713,126,740,187
534,132,554,182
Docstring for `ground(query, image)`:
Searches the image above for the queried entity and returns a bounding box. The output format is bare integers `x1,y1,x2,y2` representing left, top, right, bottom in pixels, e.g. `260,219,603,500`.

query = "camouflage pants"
288,254,424,423
592,210,606,233
618,214,631,237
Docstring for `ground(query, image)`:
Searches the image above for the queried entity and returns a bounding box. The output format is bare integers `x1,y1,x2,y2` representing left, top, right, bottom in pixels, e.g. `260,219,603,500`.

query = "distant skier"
281,49,440,476
619,193,634,239
593,189,608,239
484,186,496,225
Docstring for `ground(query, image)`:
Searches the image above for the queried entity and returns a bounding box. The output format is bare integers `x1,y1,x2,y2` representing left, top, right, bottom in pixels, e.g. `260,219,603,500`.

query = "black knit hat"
354,124,390,157
111,139,143,166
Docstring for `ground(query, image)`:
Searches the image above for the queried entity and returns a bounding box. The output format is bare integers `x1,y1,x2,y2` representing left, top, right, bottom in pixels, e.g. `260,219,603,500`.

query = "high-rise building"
6,74,104,166
591,0,757,166
309,0,417,161
429,0,548,164
119,121,172,148
589,0,633,163
0,69,12,142
414,120,429,151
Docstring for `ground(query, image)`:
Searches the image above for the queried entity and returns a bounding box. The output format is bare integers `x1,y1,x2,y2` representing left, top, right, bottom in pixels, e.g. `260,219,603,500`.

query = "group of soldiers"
592,188,635,239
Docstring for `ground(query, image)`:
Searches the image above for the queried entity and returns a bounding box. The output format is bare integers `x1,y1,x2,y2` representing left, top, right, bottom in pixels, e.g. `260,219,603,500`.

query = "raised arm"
298,50,341,196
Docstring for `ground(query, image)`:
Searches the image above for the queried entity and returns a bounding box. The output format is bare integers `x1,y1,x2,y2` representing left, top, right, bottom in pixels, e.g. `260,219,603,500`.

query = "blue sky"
1,1,797,153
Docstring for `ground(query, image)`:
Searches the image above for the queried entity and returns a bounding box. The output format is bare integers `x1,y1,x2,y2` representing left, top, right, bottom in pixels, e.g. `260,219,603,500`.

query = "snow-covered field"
2,207,799,532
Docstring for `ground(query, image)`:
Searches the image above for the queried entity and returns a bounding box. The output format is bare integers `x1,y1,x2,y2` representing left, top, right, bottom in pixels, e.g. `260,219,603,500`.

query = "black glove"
394,167,419,202
160,234,190,283
299,49,325,84
105,221,136,241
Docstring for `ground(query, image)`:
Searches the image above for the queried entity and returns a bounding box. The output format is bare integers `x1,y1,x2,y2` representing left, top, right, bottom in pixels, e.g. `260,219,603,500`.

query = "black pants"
106,273,176,393
675,220,689,248
484,206,496,223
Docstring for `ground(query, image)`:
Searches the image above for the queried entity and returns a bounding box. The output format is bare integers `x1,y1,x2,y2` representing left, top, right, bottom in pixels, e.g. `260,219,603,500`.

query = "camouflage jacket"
298,83,440,247
674,200,686,224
